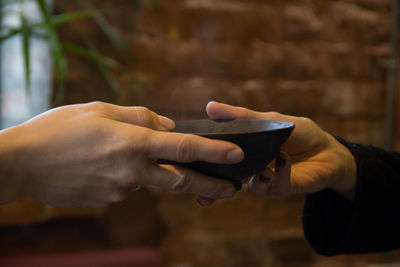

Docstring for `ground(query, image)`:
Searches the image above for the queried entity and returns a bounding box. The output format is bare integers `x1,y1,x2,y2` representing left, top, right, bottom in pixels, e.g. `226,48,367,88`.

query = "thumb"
206,101,252,120
206,101,269,120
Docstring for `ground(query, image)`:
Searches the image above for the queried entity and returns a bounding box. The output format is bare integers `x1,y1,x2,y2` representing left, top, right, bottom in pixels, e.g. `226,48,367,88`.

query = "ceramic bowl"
158,119,294,190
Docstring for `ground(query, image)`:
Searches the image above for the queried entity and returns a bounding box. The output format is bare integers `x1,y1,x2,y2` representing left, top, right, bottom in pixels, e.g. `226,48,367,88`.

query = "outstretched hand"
0,102,244,208
206,101,357,201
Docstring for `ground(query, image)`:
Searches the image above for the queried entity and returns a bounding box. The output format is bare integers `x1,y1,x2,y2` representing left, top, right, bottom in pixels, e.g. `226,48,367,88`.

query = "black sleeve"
302,138,400,256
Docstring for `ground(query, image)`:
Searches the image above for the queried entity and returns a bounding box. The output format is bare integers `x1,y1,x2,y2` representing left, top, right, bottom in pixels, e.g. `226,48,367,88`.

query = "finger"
158,115,176,130
248,168,274,197
270,152,292,196
197,196,217,206
115,106,175,131
206,101,299,153
88,102,174,131
206,101,295,123
206,101,260,120
139,164,236,199
147,131,244,164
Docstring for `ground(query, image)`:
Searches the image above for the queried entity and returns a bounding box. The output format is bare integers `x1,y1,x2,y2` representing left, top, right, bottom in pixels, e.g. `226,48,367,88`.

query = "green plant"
0,0,137,104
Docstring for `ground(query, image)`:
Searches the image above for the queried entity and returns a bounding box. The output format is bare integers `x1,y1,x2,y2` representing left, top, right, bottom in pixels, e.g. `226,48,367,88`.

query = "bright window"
0,0,52,129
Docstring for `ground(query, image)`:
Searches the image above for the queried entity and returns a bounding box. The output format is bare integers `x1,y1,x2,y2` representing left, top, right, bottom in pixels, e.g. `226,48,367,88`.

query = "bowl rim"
173,118,295,136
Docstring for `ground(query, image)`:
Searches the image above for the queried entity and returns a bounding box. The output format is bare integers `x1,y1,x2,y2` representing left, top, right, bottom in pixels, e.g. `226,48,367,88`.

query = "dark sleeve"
302,138,400,256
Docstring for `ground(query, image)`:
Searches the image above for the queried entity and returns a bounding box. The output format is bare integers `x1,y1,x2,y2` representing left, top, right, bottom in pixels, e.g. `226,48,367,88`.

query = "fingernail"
259,175,271,183
276,157,286,168
227,148,244,163
158,116,175,130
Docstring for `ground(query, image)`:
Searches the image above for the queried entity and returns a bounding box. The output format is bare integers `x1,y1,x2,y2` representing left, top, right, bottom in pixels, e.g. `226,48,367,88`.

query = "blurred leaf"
80,36,120,93
36,0,67,104
20,13,31,94
0,10,94,43
1,0,139,102
83,3,136,63
51,10,95,26
97,63,120,93
128,71,150,87
62,41,122,71
0,28,23,42
30,31,48,39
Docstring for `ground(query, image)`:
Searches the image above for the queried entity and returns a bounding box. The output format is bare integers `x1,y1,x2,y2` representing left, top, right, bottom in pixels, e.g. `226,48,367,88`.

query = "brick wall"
59,0,400,266
58,0,396,147
3,0,399,266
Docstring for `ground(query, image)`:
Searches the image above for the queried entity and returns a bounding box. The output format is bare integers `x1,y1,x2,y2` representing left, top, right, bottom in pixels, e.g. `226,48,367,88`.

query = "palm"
282,122,341,194
206,101,355,198
291,156,339,194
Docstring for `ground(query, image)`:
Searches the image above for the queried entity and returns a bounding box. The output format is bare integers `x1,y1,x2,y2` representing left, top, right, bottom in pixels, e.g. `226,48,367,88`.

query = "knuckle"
87,101,107,111
135,106,150,114
176,137,194,162
133,107,156,127
84,101,112,118
299,116,314,126
267,111,282,120
168,172,192,193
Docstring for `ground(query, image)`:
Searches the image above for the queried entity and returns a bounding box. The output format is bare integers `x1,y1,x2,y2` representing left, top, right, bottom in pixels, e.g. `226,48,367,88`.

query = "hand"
0,102,244,208
206,101,357,201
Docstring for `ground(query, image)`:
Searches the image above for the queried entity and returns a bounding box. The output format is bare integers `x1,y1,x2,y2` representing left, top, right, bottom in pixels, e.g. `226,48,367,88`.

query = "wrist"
0,125,30,203
327,135,357,202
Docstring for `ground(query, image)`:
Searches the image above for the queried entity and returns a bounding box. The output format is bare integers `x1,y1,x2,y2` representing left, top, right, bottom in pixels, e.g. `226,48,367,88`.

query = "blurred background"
0,0,399,266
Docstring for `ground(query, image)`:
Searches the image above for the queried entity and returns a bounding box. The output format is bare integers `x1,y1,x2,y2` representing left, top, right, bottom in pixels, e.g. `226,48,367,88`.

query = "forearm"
0,125,28,203
303,140,400,255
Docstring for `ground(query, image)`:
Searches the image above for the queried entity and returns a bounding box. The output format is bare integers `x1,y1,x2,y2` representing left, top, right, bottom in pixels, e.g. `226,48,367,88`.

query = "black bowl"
158,119,294,190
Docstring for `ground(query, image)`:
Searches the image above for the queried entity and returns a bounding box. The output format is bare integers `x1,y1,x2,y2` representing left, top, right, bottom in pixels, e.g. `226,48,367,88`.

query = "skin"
0,101,244,208
205,101,357,202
